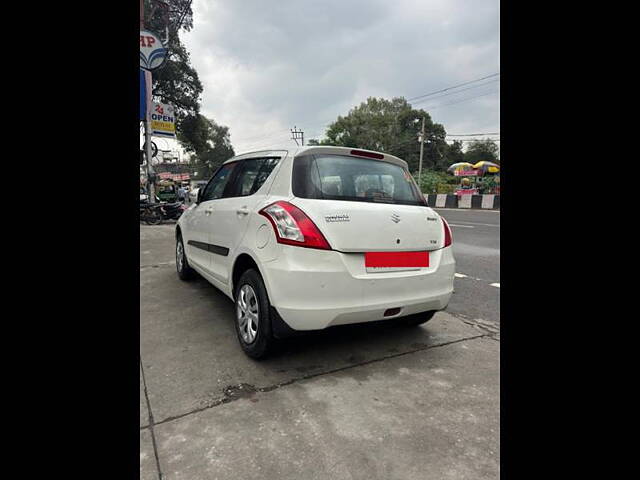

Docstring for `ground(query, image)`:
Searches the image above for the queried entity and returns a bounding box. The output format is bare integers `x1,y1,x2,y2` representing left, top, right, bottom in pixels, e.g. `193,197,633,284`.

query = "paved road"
140,220,499,480
434,208,500,326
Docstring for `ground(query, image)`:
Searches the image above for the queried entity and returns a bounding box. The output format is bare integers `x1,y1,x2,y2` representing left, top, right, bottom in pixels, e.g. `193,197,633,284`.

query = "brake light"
259,201,331,250
350,149,384,160
442,217,453,248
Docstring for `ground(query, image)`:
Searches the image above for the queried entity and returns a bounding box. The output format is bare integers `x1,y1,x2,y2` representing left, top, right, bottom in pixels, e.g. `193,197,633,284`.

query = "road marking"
456,272,500,289
449,224,474,228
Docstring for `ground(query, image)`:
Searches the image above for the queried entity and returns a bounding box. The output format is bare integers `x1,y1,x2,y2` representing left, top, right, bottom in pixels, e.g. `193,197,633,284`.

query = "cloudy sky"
180,0,499,154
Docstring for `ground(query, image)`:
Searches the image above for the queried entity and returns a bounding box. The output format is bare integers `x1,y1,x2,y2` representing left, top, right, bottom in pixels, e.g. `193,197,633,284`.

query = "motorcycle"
140,201,187,225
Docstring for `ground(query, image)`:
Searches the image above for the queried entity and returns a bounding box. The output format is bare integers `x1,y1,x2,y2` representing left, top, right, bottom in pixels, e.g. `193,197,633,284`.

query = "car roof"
224,145,408,169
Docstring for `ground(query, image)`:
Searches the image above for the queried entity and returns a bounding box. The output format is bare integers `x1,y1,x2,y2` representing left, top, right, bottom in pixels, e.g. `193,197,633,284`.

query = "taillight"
350,149,384,160
442,217,453,248
259,201,331,250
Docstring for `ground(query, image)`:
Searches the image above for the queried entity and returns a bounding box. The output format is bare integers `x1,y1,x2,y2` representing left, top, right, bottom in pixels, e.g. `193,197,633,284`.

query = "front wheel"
234,269,275,359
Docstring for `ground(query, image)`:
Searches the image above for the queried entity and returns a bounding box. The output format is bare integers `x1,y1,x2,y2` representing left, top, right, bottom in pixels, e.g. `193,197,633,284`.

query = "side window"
201,162,236,202
229,158,280,197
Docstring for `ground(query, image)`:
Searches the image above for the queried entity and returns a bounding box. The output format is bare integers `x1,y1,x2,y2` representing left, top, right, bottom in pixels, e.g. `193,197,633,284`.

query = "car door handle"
236,206,249,215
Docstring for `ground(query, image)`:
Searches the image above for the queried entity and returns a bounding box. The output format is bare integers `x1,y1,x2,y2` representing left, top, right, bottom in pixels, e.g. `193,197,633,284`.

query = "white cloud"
182,0,499,153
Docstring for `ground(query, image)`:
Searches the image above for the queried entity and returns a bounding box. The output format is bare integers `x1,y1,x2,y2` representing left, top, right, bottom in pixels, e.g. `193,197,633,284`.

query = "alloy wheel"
236,284,259,344
176,239,184,272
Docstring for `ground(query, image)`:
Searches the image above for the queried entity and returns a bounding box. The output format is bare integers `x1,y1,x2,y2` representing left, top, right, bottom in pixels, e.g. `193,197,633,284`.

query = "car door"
182,161,238,273
206,157,282,285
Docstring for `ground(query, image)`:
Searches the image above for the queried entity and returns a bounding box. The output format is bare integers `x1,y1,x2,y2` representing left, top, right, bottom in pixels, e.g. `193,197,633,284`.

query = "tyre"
176,233,196,281
144,208,162,225
400,310,437,327
234,269,275,359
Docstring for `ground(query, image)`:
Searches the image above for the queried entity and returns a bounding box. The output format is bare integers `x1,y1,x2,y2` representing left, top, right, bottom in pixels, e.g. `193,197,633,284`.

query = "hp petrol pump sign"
140,30,167,71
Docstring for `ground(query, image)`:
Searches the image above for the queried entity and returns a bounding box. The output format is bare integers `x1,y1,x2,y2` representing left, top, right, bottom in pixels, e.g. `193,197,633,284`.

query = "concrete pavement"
140,222,500,479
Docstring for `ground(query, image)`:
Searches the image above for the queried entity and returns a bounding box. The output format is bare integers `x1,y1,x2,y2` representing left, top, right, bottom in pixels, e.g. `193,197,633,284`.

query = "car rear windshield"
292,154,426,206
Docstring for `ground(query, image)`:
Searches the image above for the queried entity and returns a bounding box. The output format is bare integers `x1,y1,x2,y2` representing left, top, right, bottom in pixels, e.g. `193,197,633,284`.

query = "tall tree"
463,139,500,165
179,115,235,180
309,97,448,172
444,140,465,166
144,1,203,148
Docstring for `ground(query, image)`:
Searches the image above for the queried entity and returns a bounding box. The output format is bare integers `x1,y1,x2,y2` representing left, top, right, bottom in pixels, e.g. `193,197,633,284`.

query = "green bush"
436,183,455,194
413,171,457,194
479,176,499,194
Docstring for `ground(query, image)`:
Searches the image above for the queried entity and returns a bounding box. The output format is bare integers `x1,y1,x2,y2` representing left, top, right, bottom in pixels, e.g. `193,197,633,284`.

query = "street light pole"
418,117,425,186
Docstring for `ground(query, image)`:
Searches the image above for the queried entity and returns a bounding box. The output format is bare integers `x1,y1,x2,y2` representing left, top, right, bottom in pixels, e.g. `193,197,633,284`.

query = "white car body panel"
177,146,455,331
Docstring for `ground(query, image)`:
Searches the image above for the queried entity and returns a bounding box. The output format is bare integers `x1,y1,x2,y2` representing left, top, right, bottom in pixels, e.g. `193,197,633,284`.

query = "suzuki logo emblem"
391,213,401,223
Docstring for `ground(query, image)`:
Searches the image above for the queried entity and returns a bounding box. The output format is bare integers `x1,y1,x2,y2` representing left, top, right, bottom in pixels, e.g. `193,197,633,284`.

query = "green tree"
444,140,465,166
179,115,235,180
309,97,449,172
144,1,203,147
463,139,500,165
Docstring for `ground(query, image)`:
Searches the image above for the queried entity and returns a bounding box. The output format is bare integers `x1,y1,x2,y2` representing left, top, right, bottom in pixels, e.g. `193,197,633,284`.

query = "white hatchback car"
176,146,455,358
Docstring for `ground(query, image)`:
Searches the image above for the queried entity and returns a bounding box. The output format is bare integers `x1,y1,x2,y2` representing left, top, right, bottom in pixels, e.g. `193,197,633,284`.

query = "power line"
458,138,500,142
236,85,500,147
409,78,500,105
392,133,499,150
447,132,500,137
421,90,499,110
234,77,500,149
406,73,500,102
171,0,193,35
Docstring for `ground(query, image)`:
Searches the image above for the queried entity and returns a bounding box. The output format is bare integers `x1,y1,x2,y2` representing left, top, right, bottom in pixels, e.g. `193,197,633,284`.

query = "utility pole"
141,0,156,203
418,117,425,186
291,126,304,146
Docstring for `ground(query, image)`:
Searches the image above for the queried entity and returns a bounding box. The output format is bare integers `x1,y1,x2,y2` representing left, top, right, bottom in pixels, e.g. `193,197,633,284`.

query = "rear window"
292,154,426,206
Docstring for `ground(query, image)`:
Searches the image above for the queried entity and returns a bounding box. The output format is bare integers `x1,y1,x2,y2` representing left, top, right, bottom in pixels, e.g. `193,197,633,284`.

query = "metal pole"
141,0,156,203
145,122,156,203
418,117,425,185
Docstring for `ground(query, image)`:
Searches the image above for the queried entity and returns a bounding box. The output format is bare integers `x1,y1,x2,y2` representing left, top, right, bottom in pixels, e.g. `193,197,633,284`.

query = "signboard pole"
141,2,156,204
145,122,155,203
140,3,169,205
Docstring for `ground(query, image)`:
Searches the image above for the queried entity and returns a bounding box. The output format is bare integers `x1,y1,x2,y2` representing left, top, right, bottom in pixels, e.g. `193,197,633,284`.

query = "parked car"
175,146,455,358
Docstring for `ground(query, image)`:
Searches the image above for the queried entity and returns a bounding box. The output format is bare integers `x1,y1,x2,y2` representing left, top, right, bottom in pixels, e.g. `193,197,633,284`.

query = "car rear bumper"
260,245,455,331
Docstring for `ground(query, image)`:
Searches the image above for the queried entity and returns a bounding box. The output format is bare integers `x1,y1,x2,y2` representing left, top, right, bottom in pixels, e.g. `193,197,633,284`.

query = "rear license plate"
365,251,429,273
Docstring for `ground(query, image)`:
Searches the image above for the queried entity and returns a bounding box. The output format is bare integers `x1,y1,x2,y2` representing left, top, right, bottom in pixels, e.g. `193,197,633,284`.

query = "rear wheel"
234,269,275,359
144,207,162,225
400,310,437,327
176,233,196,280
